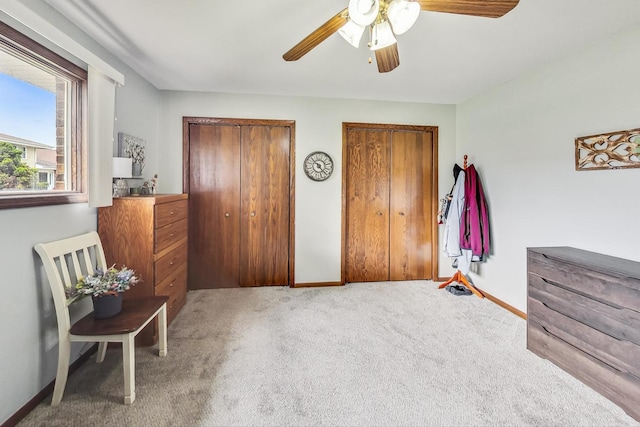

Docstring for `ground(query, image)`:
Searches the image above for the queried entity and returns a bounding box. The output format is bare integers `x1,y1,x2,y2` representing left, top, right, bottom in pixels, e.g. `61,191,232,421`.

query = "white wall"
0,2,161,423
159,92,457,284
10,3,638,423
456,25,640,312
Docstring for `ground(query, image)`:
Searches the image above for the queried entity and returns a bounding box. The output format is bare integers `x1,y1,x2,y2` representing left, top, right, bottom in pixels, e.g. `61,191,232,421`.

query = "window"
0,21,87,209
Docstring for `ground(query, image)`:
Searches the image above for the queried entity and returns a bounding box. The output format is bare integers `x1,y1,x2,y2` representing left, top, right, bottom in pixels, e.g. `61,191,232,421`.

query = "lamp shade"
112,157,133,178
370,20,397,50
338,20,366,48
387,0,420,35
348,0,380,26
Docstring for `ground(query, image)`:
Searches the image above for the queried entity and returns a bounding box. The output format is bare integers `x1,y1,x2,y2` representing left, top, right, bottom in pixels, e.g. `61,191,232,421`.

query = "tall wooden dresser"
98,194,188,345
527,247,640,421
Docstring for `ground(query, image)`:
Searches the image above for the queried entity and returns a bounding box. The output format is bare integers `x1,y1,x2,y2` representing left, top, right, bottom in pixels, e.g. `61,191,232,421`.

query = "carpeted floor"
18,281,640,426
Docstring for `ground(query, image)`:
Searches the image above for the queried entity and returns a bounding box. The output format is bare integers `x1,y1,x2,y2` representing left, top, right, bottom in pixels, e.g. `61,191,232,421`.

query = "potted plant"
75,265,140,318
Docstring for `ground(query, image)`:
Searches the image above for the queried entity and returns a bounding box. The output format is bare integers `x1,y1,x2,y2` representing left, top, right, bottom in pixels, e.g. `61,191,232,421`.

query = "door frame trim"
341,122,439,283
182,117,296,287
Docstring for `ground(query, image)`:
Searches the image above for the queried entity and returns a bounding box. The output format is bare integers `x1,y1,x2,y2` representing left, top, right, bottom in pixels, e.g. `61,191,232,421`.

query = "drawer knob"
225,212,230,218
399,212,405,216
170,211,175,215
170,261,174,265
250,212,256,217
376,211,383,216
170,283,174,287
170,233,174,237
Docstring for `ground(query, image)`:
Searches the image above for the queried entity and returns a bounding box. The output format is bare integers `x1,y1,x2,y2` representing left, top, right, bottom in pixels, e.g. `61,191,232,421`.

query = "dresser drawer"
155,240,187,283
155,199,188,229
527,320,640,421
528,249,640,311
155,218,188,253
528,273,640,346
156,262,187,323
528,297,640,378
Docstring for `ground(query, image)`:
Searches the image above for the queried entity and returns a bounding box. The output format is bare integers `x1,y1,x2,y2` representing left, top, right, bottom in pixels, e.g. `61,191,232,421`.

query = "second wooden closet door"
389,130,433,280
188,123,290,289
240,126,290,287
345,125,434,282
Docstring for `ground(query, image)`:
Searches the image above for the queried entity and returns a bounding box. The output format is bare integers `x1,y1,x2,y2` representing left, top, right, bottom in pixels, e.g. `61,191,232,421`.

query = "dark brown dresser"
527,246,640,421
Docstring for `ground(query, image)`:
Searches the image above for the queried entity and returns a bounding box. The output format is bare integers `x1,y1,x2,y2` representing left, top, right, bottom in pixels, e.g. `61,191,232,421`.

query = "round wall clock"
304,151,334,181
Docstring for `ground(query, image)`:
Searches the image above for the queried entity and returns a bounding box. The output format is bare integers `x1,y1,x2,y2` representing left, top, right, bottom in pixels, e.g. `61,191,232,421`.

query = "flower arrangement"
76,265,139,298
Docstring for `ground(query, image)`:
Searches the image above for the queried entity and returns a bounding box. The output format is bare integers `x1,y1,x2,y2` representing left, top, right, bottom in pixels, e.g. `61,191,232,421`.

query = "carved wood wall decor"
575,128,640,171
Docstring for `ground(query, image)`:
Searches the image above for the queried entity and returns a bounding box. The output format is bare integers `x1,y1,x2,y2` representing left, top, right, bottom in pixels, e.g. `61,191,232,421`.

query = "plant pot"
132,162,142,177
92,293,123,319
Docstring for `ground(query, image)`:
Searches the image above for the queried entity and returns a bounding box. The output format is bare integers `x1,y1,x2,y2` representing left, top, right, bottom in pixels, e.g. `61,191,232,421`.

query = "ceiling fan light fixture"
348,0,380,26
387,0,420,35
370,20,397,51
338,20,366,48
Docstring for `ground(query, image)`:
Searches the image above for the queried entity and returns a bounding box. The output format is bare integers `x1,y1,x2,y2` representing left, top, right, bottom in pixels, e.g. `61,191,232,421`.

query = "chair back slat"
69,250,83,283
81,247,97,276
57,254,73,297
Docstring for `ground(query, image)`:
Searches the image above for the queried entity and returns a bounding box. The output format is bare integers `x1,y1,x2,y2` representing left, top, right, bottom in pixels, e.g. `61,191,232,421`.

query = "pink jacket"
460,164,490,260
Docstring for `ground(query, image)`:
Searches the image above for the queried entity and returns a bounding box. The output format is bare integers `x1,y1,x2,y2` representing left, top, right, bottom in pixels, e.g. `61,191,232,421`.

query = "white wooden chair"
34,231,168,406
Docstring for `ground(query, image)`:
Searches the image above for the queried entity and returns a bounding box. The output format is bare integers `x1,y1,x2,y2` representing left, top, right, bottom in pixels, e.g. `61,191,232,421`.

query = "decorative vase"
132,162,142,177
113,178,129,197
92,293,123,319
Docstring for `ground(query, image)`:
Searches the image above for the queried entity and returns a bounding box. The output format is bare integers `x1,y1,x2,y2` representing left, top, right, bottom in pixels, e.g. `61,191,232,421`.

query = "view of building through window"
0,48,69,192
0,21,86,209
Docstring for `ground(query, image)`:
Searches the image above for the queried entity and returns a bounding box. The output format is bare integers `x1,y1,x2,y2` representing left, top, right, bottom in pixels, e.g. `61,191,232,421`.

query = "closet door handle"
224,212,230,218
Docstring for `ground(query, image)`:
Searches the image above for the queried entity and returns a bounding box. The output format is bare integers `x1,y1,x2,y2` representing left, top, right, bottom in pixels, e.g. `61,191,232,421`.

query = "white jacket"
443,171,465,258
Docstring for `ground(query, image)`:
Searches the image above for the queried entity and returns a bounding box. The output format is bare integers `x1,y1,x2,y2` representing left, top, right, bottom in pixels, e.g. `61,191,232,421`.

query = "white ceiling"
45,0,640,104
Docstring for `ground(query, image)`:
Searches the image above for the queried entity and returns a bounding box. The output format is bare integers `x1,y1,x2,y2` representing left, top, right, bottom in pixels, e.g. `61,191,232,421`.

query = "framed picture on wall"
117,132,146,175
575,127,640,171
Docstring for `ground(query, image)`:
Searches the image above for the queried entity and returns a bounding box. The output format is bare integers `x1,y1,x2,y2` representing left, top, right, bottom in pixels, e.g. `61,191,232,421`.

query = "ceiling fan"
283,0,520,73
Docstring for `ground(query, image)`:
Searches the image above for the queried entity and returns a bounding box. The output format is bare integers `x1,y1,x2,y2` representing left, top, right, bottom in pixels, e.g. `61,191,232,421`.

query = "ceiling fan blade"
417,0,519,18
283,8,349,61
374,44,400,73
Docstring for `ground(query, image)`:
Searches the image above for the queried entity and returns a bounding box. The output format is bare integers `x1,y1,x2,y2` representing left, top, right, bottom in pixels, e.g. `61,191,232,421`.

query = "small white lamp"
112,157,132,197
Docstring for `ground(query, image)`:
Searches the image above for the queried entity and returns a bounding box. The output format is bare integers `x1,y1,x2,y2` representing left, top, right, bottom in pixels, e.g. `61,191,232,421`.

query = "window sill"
0,192,88,210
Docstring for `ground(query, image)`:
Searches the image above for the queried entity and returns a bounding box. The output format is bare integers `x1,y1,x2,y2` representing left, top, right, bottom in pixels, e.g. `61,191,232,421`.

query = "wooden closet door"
188,124,241,289
240,126,290,286
345,128,390,282
390,131,433,280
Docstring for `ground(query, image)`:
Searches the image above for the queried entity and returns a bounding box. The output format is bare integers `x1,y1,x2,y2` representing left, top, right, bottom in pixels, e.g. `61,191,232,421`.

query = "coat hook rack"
438,154,485,299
